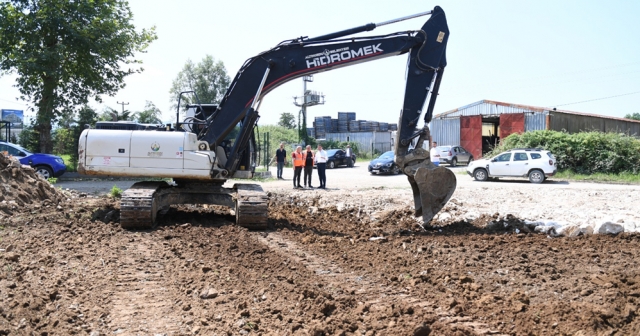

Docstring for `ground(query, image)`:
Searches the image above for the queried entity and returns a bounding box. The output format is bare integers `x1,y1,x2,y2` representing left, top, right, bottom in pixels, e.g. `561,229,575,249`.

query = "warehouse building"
309,112,398,154
429,99,640,159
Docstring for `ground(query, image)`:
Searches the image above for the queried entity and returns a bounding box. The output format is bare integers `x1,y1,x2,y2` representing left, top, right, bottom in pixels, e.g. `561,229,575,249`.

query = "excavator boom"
201,6,456,224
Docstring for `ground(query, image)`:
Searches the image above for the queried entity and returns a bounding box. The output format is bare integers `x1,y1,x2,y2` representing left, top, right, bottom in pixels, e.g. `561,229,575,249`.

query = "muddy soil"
2,155,640,335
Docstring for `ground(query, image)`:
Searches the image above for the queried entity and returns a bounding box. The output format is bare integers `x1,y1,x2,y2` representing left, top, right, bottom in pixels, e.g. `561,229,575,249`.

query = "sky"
1,0,639,127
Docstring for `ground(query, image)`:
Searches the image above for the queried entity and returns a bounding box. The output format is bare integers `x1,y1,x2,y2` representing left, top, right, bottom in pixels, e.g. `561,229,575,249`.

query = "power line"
0,97,27,106
551,90,640,108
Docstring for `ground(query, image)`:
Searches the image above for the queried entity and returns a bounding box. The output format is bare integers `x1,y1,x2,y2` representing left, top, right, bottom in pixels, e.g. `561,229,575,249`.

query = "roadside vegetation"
554,170,640,184
487,130,640,175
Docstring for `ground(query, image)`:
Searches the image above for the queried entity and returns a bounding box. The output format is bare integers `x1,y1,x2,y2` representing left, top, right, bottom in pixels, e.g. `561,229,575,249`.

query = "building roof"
435,99,640,124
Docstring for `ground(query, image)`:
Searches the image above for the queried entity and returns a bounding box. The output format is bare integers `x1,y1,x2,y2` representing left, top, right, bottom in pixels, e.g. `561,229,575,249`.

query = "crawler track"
120,181,166,230
119,181,268,230
235,183,269,229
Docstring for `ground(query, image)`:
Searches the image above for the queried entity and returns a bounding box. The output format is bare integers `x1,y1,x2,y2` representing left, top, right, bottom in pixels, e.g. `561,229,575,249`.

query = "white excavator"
78,6,456,229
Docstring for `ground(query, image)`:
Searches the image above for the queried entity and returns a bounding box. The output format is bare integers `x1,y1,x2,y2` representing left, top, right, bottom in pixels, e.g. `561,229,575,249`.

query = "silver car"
436,145,474,166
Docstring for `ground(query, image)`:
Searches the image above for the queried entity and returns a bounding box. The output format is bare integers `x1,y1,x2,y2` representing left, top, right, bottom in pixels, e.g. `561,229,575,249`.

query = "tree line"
1,0,327,166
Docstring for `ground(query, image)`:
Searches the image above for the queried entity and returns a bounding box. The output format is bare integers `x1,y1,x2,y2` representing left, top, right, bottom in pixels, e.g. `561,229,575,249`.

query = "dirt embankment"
0,155,65,216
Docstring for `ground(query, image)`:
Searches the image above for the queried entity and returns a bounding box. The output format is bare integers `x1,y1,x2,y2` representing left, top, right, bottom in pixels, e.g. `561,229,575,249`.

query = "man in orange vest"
292,146,304,189
303,145,315,188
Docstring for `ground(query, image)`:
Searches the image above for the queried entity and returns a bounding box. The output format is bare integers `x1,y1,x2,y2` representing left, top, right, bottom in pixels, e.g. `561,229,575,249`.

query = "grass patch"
554,170,640,184
58,154,78,172
109,185,123,198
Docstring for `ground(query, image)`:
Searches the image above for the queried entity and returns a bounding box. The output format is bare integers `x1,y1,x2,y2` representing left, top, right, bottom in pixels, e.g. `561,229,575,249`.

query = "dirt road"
3,157,640,335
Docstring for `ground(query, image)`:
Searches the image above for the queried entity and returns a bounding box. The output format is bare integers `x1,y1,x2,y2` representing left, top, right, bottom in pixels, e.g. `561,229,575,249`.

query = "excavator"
77,6,456,229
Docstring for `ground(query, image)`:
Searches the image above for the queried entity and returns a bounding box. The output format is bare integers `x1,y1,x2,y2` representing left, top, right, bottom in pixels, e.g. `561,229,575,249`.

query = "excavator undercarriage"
120,181,268,230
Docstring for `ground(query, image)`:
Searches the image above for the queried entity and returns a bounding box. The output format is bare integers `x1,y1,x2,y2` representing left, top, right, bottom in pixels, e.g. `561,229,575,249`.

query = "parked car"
326,149,356,169
436,145,473,166
0,141,67,179
368,151,401,175
466,148,556,184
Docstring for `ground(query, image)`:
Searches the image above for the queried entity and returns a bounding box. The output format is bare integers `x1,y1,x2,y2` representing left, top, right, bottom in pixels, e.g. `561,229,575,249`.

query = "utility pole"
115,101,129,121
293,76,324,144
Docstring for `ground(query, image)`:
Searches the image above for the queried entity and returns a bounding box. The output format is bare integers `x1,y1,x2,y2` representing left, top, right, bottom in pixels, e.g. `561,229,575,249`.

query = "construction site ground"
2,157,640,335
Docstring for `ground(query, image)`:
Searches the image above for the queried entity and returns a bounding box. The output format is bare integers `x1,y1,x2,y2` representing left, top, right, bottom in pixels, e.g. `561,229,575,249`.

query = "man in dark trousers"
345,144,353,168
274,142,286,179
303,145,315,188
292,146,304,189
314,144,328,189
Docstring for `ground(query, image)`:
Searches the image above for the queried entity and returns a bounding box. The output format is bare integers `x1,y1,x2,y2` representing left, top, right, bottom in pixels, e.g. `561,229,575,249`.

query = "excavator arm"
196,6,455,224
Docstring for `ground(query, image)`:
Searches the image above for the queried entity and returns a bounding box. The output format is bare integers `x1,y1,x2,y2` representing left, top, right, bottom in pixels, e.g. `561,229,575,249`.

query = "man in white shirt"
315,144,328,189
430,141,440,166
345,144,353,168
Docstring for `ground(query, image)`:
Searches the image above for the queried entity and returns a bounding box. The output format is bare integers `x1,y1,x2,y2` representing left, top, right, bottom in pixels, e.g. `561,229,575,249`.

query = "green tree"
170,55,230,111
52,127,74,155
135,101,163,124
278,112,296,129
99,107,133,122
624,112,640,121
68,105,99,171
0,0,157,153
18,121,39,153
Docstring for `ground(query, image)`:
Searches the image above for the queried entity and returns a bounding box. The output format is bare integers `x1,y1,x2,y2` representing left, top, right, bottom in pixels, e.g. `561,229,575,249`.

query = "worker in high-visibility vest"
292,146,304,189
302,145,315,188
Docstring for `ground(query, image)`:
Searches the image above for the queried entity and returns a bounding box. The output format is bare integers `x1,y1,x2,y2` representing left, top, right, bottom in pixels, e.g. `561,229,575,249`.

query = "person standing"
430,141,440,166
292,146,304,188
303,145,315,188
345,144,353,168
315,144,328,189
274,142,286,179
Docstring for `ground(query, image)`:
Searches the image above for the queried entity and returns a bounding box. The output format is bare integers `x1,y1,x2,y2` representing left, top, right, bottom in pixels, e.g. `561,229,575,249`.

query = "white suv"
466,148,557,183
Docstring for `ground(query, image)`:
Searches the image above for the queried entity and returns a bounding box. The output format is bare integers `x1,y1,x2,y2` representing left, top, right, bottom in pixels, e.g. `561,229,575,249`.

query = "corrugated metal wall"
440,101,542,118
525,113,547,132
324,131,393,153
429,118,460,146
549,112,640,135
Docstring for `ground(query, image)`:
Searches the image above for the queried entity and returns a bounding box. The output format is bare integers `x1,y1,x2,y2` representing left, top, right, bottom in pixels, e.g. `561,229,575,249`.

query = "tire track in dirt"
107,234,185,335
254,231,504,335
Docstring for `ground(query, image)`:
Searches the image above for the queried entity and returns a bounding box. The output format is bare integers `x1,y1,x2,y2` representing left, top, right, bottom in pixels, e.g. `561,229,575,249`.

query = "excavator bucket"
407,165,457,224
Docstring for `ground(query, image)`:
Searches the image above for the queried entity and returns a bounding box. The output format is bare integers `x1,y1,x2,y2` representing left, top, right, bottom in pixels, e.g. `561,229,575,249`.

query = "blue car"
0,141,67,178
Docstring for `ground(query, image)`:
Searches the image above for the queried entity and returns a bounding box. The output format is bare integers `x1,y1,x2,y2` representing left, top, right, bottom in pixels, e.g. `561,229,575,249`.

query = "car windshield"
377,151,394,160
326,149,339,156
1,142,32,156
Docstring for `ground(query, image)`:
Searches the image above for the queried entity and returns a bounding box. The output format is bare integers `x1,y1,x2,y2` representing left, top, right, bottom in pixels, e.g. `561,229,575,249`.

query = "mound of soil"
0,155,65,216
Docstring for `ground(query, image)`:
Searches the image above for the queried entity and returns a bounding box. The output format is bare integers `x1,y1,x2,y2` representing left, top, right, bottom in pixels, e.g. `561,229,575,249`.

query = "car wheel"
467,157,474,165
35,165,53,179
328,161,335,169
528,169,545,184
451,158,457,167
393,165,402,175
473,168,488,181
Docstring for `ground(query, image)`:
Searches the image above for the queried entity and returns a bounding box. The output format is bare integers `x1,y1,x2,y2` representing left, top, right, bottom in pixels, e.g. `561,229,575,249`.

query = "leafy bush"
487,130,640,174
109,185,123,198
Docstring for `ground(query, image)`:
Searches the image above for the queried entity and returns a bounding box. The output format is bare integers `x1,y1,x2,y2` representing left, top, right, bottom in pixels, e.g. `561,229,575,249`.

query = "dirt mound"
0,155,65,215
